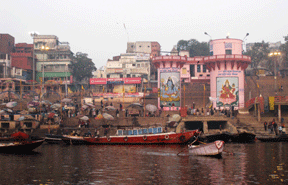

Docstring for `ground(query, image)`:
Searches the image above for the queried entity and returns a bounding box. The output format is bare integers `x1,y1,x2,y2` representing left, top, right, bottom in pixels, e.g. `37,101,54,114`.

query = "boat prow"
188,140,225,157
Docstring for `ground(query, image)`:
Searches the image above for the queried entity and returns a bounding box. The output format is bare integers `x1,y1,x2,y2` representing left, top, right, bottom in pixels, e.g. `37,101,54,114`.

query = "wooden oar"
177,137,198,156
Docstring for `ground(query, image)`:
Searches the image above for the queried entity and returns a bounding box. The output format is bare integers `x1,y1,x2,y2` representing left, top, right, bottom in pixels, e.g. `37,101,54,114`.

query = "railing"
153,54,251,63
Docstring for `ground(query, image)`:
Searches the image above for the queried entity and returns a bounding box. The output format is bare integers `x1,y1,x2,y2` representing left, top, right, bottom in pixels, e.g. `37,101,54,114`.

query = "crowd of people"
264,118,286,135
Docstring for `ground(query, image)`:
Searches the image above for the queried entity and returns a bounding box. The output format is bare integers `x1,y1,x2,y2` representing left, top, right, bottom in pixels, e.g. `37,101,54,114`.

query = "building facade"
0,34,15,78
33,35,73,92
10,43,34,80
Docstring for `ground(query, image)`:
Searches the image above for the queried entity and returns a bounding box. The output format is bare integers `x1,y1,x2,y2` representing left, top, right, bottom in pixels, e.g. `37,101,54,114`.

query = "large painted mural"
216,77,239,107
160,72,180,107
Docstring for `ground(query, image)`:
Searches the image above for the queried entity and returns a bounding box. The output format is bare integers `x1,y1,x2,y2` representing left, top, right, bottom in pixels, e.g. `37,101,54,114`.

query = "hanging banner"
269,96,274,110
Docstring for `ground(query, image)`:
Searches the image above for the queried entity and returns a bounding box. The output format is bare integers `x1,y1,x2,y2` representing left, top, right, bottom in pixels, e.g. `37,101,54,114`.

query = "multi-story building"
33,35,73,92
126,41,161,57
10,43,34,80
0,34,14,78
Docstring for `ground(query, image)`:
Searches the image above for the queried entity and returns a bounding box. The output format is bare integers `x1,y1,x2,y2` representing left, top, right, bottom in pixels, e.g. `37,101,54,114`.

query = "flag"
102,86,105,93
123,23,126,30
81,85,84,90
204,84,206,91
257,83,259,88
183,85,186,91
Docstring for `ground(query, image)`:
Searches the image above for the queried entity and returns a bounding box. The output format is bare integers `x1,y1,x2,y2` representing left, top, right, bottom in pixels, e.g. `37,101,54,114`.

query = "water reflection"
0,143,288,184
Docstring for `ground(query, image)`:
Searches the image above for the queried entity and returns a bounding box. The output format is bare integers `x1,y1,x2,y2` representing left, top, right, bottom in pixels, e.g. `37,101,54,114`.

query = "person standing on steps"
264,121,267,131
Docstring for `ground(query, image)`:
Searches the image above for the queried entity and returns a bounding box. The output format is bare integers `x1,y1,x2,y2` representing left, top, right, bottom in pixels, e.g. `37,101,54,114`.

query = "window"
203,65,206,72
127,74,130,77
225,50,232,54
197,65,201,72
132,64,136,67
210,51,213,56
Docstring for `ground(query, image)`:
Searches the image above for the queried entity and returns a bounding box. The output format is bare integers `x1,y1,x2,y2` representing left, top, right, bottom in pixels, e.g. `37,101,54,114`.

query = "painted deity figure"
163,77,177,96
219,79,237,105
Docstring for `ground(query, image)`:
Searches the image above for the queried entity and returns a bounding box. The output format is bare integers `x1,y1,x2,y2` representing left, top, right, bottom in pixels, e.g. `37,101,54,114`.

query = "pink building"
152,37,251,110
205,38,250,109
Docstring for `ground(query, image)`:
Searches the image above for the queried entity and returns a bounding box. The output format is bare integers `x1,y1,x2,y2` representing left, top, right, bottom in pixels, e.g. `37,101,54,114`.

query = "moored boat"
230,131,256,143
0,139,44,153
188,140,225,157
44,134,64,144
84,130,198,145
257,134,288,142
62,135,89,145
204,132,232,143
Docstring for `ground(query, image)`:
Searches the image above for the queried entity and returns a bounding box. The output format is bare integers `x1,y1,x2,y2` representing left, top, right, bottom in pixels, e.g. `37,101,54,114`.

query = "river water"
0,142,287,185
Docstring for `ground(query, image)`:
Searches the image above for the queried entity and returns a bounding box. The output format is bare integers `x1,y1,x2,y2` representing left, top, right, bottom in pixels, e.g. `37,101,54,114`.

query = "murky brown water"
0,142,288,185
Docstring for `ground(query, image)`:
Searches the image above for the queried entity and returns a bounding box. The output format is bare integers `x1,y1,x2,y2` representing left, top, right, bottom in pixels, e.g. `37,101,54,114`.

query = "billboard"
216,77,239,107
160,72,180,107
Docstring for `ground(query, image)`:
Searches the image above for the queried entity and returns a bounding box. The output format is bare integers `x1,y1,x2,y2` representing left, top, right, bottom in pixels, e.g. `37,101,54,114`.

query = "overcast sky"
1,0,287,68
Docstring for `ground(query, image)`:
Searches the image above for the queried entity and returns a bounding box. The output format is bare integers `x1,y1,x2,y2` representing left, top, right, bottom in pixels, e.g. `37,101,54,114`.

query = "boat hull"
231,132,256,143
204,132,232,143
258,134,288,142
44,134,64,144
0,140,45,153
62,135,89,145
84,130,198,145
188,140,224,156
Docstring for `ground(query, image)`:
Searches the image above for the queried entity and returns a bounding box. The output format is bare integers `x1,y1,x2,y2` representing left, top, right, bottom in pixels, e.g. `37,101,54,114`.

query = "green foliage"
280,35,288,68
70,52,96,82
176,39,209,57
243,41,270,69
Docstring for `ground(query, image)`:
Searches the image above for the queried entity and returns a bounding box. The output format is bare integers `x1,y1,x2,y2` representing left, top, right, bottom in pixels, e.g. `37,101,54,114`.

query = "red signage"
90,78,142,85
124,77,141,84
90,78,107,85
107,78,124,82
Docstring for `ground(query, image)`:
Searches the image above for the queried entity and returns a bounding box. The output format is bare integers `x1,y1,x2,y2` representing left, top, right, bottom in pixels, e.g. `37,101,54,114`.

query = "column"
203,121,208,134
278,104,281,123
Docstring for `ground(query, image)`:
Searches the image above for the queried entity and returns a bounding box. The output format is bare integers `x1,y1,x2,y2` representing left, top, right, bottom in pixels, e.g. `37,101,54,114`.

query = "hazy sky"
1,0,287,68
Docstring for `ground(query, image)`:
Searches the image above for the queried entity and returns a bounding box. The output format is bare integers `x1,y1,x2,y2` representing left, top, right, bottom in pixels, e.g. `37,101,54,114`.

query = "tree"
280,35,288,68
70,52,96,82
176,39,209,57
244,41,270,71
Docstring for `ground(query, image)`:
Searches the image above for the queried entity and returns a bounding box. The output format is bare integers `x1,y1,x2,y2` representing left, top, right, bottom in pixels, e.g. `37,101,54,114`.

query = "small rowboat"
0,139,45,153
188,140,225,157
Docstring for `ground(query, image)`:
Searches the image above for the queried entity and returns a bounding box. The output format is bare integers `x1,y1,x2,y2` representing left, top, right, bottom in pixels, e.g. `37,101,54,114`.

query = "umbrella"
95,114,104,120
61,98,72,103
19,110,28,114
28,101,39,107
86,103,95,107
0,110,6,115
18,116,25,121
127,103,143,108
40,100,52,105
6,101,17,108
5,109,13,113
82,105,88,110
51,103,61,109
103,113,114,120
0,103,6,106
80,116,89,121
168,121,178,128
145,104,157,112
48,112,55,118
169,114,182,122
105,106,116,111
11,131,29,139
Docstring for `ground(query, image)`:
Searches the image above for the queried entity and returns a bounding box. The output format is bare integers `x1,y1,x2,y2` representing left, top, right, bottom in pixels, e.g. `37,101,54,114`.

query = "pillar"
203,121,208,134
278,104,281,123
258,104,261,122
